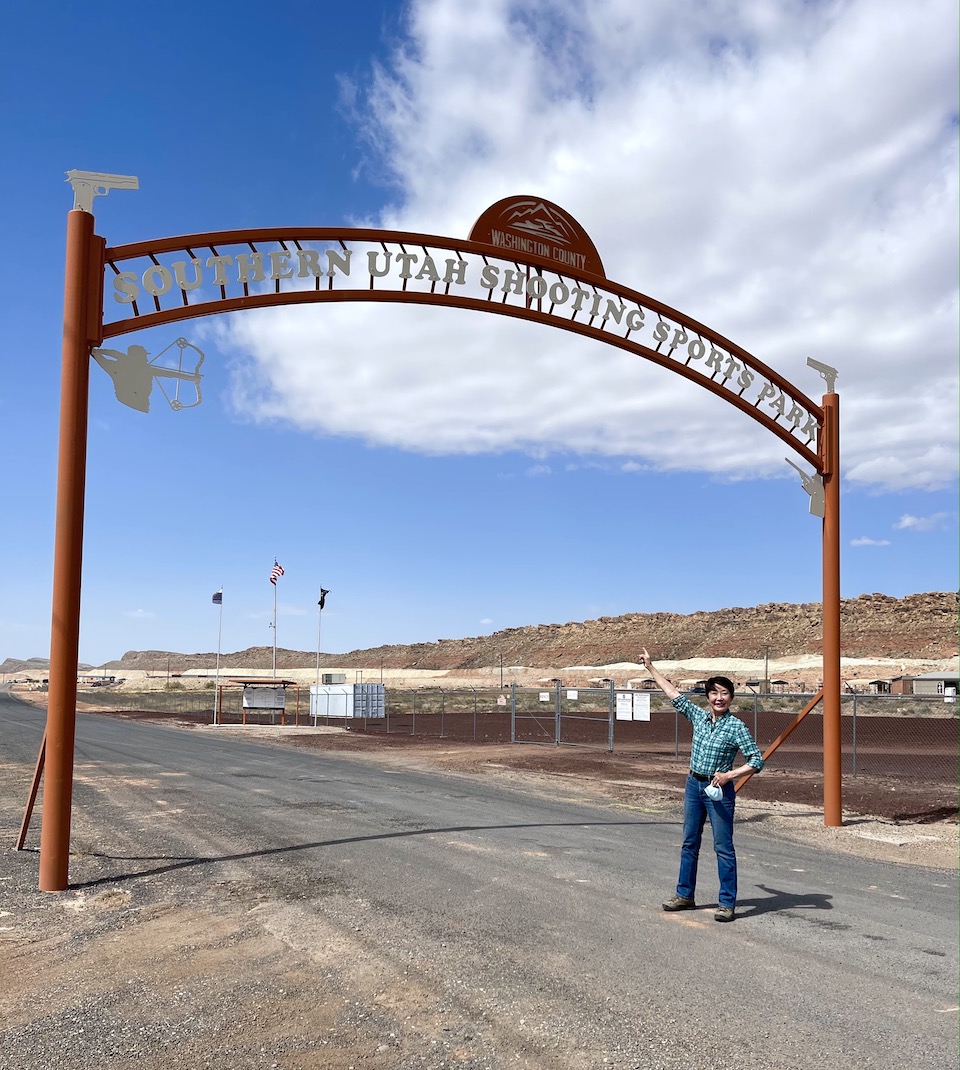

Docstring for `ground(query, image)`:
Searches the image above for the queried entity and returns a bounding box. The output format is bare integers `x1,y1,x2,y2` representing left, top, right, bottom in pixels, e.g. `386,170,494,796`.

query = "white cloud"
850,536,891,547
894,512,952,532
223,0,958,493
123,609,156,620
525,464,552,478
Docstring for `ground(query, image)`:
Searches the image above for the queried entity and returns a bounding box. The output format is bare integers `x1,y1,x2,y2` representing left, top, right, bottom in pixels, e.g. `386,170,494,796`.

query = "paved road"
1,694,956,1069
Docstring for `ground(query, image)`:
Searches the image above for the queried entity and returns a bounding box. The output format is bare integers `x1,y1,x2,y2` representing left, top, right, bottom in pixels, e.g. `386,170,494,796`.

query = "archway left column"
39,208,104,891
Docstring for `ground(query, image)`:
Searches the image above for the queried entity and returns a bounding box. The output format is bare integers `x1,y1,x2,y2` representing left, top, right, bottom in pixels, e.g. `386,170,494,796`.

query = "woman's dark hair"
705,675,735,697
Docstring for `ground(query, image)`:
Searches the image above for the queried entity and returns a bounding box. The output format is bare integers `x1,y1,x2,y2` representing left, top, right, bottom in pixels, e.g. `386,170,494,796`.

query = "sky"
0,0,956,668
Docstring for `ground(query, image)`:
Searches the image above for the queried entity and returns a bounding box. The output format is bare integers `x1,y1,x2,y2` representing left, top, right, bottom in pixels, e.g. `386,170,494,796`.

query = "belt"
689,771,711,782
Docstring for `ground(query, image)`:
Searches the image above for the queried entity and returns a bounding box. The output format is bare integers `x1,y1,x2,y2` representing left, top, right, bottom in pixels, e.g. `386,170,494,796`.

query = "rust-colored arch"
37,200,842,895
100,226,823,470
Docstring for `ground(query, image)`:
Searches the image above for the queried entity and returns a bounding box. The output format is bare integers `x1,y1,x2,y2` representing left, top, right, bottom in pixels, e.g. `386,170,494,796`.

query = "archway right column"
821,391,842,826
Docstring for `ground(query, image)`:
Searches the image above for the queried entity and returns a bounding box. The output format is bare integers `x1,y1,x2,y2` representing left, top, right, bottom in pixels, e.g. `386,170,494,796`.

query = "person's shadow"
732,883,835,920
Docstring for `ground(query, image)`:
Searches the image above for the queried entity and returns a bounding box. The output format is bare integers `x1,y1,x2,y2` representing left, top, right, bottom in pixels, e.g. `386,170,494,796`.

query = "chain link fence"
75,685,310,725
72,685,957,782
356,685,958,783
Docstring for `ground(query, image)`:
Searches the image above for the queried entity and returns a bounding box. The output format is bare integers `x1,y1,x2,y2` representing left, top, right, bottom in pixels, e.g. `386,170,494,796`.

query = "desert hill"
3,592,955,677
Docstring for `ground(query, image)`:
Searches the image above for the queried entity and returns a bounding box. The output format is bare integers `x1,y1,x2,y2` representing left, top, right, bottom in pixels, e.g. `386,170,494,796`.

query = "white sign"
566,690,578,701
615,692,651,721
242,685,286,710
539,692,551,702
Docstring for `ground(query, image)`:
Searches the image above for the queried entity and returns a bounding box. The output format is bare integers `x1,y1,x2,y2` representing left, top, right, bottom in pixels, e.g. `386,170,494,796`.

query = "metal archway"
38,178,841,891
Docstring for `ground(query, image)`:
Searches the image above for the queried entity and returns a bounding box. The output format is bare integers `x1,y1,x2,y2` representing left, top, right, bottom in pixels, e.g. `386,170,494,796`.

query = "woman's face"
707,684,732,715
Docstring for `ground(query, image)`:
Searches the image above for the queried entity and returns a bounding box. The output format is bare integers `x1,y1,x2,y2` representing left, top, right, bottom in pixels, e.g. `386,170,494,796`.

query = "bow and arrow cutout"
91,338,204,413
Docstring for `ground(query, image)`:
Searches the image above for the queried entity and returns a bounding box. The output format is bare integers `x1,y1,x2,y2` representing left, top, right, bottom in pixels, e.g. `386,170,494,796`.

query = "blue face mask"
704,783,722,802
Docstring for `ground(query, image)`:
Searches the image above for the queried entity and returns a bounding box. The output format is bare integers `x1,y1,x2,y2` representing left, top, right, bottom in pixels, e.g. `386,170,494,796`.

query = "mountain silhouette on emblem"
503,200,575,246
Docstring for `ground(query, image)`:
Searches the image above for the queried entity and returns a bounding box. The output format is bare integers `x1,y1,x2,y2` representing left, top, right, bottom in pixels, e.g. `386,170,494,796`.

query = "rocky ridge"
3,591,955,676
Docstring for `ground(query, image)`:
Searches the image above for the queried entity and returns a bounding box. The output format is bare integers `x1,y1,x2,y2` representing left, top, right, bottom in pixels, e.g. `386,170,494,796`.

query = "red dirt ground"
103,708,958,825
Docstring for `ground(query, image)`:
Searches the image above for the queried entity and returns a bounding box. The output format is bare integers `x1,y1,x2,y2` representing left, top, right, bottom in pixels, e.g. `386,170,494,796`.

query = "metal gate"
511,682,615,751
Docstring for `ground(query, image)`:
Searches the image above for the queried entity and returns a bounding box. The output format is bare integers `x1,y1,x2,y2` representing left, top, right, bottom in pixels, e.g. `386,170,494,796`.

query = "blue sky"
1,0,957,667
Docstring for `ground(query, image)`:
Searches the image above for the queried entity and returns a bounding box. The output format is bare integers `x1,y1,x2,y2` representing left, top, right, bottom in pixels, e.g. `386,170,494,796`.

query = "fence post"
851,693,857,777
440,689,445,738
510,682,517,743
674,702,679,758
555,680,562,745
412,689,417,736
473,689,478,741
607,680,615,753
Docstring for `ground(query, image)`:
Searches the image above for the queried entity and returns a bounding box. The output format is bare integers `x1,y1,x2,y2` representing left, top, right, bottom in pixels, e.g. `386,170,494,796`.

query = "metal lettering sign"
98,195,823,468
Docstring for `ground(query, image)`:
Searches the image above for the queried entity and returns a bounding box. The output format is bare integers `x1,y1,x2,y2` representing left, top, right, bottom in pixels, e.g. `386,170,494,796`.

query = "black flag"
319,588,330,610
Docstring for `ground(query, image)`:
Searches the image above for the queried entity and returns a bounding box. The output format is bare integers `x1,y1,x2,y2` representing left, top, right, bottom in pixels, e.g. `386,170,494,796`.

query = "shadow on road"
63,817,668,890
733,882,834,919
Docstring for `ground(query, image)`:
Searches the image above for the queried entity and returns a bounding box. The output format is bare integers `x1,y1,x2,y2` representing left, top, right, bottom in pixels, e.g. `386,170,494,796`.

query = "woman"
640,648,765,922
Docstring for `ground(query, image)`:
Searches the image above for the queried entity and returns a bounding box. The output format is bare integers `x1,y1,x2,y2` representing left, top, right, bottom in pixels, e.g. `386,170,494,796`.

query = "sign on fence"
616,691,650,721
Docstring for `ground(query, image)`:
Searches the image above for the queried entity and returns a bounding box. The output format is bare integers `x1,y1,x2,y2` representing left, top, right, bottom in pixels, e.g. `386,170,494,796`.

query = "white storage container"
309,683,385,719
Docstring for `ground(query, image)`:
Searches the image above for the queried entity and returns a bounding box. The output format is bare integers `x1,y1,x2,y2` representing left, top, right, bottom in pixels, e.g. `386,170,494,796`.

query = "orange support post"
39,209,102,891
821,394,843,826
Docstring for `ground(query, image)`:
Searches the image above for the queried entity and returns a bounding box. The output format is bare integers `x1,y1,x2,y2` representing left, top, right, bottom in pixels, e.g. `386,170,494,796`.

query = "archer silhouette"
91,342,203,413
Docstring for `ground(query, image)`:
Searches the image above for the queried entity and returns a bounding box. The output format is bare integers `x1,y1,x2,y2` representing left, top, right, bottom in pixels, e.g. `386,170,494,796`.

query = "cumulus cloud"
850,536,891,547
894,512,952,532
222,0,958,492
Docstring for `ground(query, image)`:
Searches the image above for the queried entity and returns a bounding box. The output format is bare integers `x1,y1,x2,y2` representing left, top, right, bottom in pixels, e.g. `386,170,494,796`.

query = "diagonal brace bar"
735,690,824,793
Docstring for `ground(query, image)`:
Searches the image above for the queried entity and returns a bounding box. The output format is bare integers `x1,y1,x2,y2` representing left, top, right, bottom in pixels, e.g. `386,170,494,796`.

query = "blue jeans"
677,774,737,908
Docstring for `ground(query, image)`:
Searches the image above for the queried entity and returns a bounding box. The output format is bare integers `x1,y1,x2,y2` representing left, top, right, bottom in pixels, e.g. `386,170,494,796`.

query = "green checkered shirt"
673,694,765,776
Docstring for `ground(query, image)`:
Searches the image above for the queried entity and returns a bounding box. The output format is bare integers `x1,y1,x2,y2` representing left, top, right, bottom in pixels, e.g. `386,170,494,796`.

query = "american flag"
269,561,285,585
212,590,222,605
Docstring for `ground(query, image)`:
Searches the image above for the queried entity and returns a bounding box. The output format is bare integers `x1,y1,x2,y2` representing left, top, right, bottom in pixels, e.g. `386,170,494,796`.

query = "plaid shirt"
673,694,765,776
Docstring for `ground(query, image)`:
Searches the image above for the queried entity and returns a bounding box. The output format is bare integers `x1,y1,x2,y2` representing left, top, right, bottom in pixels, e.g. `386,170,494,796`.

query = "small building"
617,678,658,690
890,670,959,697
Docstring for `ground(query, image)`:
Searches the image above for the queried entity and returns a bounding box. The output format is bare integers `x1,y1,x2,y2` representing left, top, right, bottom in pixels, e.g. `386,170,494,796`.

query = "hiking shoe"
662,895,696,911
714,906,735,922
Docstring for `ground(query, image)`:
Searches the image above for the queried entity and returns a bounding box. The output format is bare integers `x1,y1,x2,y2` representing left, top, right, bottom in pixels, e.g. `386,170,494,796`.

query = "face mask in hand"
704,783,723,802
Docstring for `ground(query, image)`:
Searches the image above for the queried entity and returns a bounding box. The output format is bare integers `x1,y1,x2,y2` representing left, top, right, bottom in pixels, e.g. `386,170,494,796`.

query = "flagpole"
321,586,327,693
214,587,223,724
313,588,329,724
268,559,284,680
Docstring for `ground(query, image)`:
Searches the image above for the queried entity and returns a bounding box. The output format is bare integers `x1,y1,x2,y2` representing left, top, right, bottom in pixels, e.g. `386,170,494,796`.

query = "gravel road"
1,696,957,1069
